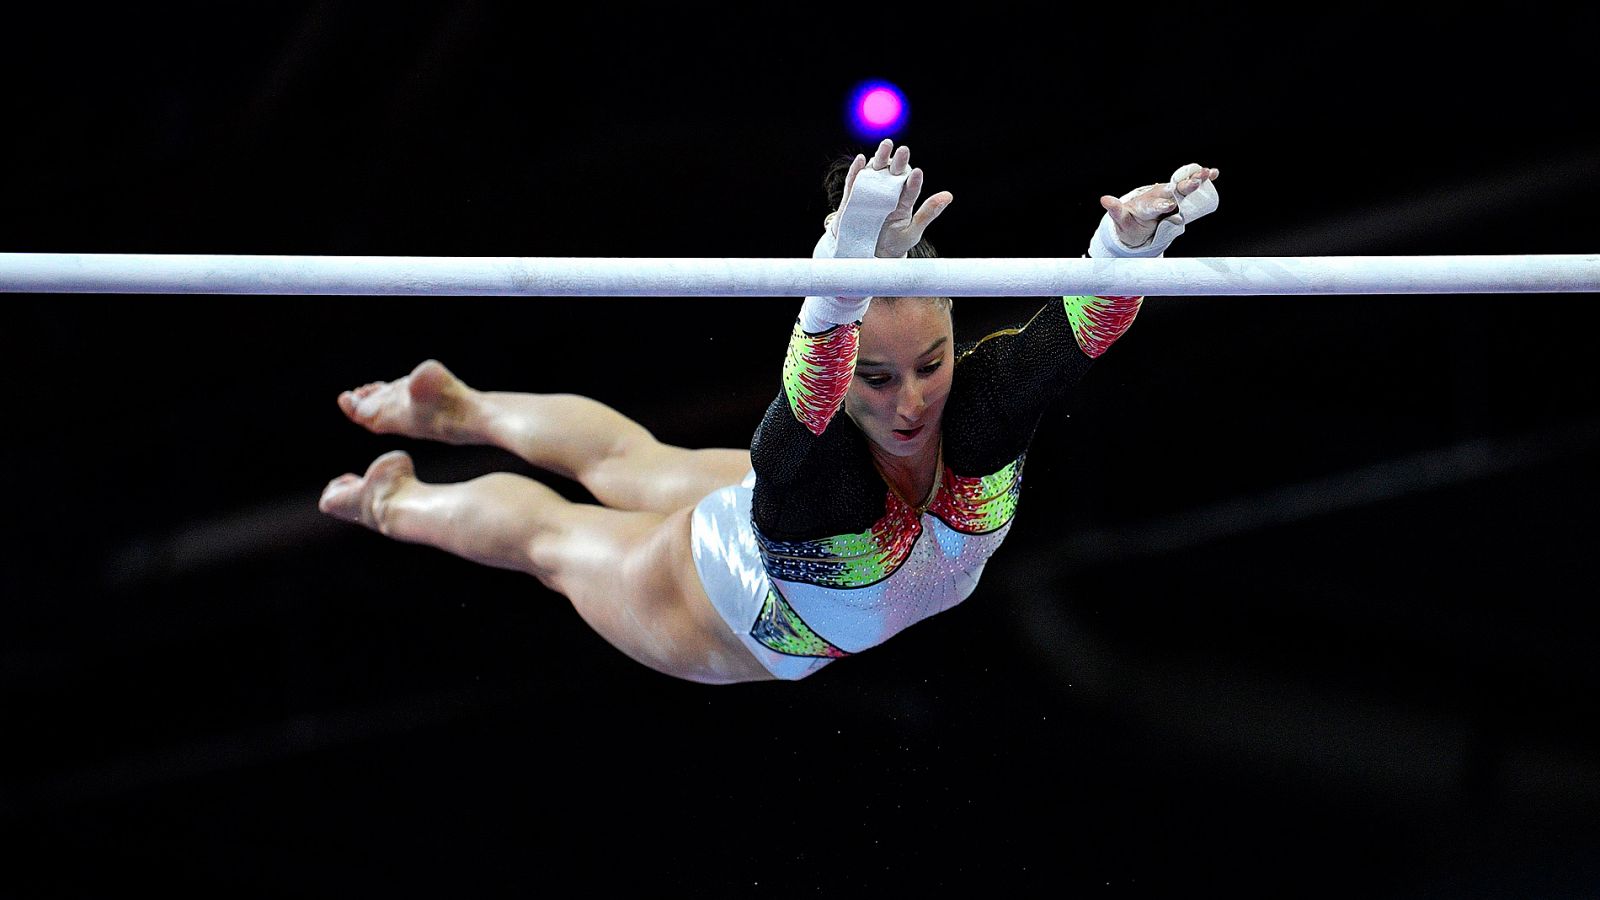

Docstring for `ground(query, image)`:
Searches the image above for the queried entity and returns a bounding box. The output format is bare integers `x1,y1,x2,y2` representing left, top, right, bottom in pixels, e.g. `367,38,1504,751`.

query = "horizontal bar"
1,253,1597,296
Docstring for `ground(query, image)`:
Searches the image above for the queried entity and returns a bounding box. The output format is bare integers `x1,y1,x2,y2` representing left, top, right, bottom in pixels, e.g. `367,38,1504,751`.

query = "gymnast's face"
846,297,955,460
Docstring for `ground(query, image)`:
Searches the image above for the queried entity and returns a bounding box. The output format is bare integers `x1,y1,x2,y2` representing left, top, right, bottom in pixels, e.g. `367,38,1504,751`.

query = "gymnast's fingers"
841,153,867,209
894,167,925,220
1125,188,1177,221
1175,165,1220,197
1100,195,1130,225
871,138,893,170
910,189,953,235
890,144,910,177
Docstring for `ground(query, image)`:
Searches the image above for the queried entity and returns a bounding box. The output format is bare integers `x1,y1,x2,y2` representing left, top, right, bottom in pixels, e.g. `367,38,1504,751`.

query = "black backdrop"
4,5,1599,895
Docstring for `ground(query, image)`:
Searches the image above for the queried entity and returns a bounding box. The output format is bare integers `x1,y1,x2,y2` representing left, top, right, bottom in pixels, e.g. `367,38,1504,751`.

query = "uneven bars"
1,253,1597,296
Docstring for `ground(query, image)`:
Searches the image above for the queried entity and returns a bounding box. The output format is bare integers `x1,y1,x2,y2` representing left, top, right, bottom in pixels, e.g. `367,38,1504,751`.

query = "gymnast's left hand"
1101,165,1220,249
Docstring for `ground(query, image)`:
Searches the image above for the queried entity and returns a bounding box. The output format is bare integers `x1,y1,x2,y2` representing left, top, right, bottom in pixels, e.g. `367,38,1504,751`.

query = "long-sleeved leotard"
688,162,1213,679
739,291,1142,675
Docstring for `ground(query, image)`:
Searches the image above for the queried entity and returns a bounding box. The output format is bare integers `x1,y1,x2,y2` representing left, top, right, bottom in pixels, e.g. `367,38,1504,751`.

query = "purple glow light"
848,81,908,138
860,89,902,126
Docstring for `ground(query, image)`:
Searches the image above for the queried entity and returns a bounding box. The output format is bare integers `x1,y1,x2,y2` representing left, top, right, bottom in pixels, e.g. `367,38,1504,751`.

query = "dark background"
4,4,1599,895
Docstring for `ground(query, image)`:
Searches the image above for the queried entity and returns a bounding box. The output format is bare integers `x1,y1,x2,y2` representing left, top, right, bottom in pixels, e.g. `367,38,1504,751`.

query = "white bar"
1,253,1597,296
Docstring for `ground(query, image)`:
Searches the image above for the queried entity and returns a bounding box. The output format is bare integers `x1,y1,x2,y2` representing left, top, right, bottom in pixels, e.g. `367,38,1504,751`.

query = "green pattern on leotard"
781,320,859,435
750,586,850,659
926,458,1022,534
1061,294,1142,359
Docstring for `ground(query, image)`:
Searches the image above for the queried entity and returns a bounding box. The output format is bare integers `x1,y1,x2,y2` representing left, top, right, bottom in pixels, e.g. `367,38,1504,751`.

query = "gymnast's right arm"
750,141,952,488
747,206,876,488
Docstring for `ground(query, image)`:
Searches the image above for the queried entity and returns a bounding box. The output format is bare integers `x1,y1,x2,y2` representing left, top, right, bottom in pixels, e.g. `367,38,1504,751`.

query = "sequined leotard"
689,292,1142,680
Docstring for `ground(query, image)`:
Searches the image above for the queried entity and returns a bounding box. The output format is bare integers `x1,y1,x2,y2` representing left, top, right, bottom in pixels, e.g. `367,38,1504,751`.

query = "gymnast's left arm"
1068,162,1221,357
951,164,1221,441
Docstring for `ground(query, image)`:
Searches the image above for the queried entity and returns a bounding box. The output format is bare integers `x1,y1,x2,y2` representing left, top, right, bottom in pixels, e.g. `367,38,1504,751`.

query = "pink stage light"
848,81,908,138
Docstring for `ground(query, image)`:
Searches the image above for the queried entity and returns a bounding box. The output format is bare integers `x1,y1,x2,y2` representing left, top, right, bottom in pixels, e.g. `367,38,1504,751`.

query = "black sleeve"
748,318,856,489
943,295,1139,474
749,317,885,542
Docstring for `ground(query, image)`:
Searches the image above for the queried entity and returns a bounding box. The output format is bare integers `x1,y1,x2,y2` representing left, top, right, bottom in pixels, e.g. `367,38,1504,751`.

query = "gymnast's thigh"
612,444,754,516
552,505,773,684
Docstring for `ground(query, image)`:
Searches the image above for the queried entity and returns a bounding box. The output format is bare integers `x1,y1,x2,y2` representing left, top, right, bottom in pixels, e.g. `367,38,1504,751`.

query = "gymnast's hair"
824,153,953,313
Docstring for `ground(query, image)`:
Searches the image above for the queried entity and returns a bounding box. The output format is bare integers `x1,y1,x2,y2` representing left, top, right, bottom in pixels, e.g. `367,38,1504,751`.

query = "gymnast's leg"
336,360,751,514
317,450,774,685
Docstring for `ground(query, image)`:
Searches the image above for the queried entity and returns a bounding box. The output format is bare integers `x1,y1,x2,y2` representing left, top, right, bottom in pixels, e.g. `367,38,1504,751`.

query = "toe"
318,475,360,515
352,388,390,421
366,449,415,479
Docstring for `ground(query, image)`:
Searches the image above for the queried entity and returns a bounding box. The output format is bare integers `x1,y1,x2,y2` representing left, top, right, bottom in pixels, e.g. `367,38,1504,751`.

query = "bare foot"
337,359,478,444
318,449,417,533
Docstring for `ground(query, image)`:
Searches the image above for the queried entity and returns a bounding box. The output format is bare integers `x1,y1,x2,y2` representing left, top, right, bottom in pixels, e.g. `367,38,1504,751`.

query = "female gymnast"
318,140,1220,684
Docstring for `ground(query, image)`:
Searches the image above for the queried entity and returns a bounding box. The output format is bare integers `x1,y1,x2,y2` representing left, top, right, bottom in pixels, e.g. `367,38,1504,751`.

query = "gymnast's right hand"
834,138,953,259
